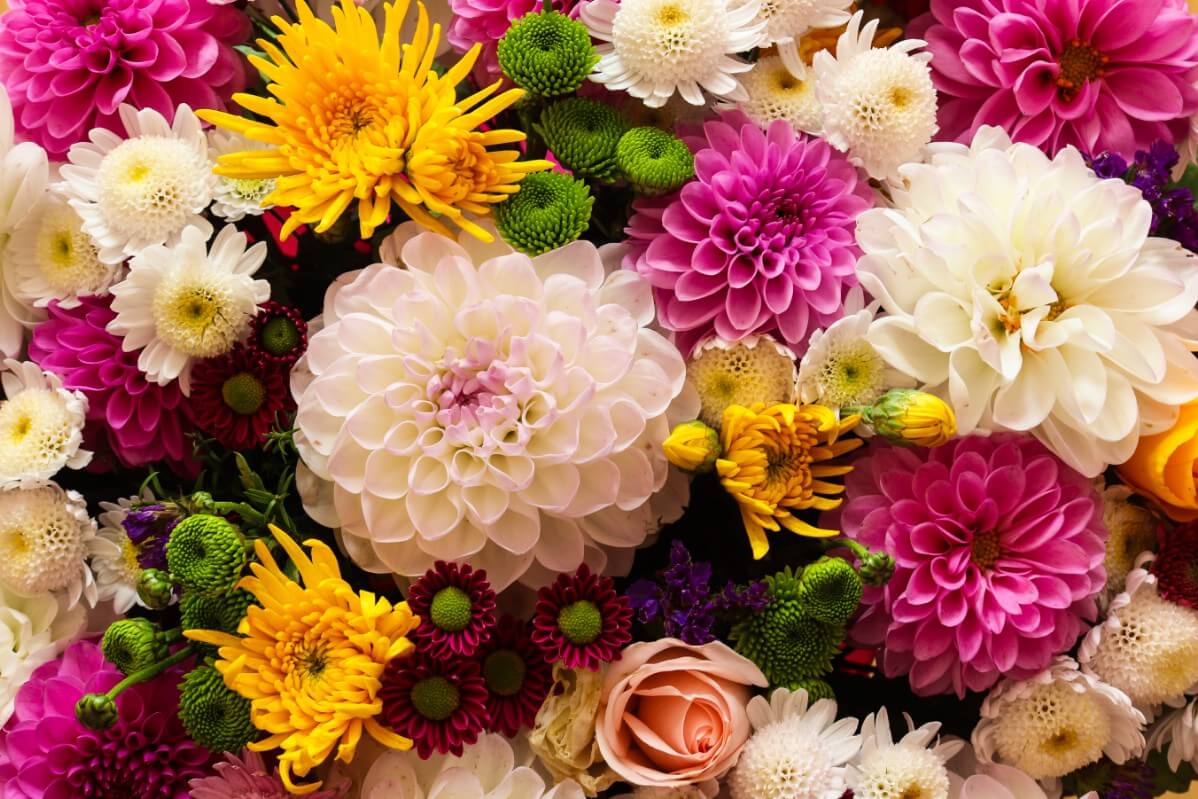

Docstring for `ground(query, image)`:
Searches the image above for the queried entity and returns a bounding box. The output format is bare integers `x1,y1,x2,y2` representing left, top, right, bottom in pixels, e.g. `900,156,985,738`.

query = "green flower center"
557,600,602,645
410,676,460,721
221,372,266,415
429,586,473,632
483,649,527,696
261,316,300,356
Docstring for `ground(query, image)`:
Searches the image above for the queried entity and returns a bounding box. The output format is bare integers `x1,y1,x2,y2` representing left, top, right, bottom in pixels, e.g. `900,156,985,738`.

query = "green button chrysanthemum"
535,98,628,182
165,514,247,596
498,11,598,97
179,664,257,753
495,171,594,255
101,618,168,676
616,126,694,194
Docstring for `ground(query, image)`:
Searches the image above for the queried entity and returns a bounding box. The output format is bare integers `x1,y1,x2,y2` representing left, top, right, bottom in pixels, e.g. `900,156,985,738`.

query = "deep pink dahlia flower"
912,0,1198,159
447,0,540,82
833,434,1107,697
624,113,874,355
0,0,250,157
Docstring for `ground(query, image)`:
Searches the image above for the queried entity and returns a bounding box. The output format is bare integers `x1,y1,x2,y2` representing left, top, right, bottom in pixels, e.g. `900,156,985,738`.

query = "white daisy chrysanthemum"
686,334,797,429
972,656,1145,782
750,0,850,76
846,708,963,799
726,55,823,134
729,688,862,799
581,0,766,108
1079,554,1198,712
1148,697,1197,773
1098,485,1159,605
90,494,153,614
207,129,276,222
107,224,269,391
812,11,937,181
58,104,213,266
0,481,100,608
0,359,91,486
0,581,86,726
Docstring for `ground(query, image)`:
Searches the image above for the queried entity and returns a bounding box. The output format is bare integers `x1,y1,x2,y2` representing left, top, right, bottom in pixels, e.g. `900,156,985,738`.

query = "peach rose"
595,639,768,787
1118,399,1198,521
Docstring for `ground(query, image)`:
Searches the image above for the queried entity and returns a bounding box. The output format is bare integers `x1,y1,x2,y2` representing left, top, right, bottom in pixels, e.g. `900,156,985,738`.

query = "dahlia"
0,359,91,485
191,751,349,799
0,481,99,608
913,0,1198,160
406,560,497,660
532,563,634,671
29,296,196,468
379,652,490,758
857,126,1198,478
1151,522,1198,608
956,763,1070,799
687,335,798,429
477,614,552,737
834,434,1107,697
190,345,294,451
1149,698,1198,772
624,113,873,353
0,581,85,726
0,84,47,358
91,495,153,613
293,223,694,590
846,708,964,799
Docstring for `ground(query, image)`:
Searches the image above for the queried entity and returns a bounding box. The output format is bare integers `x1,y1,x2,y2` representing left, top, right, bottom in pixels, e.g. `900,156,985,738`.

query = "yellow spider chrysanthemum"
717,402,862,560
199,0,550,241
185,524,419,795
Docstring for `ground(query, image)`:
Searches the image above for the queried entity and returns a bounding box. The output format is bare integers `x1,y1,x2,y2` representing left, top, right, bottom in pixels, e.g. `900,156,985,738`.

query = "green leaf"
235,453,267,494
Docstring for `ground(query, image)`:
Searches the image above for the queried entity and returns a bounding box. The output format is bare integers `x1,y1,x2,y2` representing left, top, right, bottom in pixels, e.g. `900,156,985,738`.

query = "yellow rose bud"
663,420,722,473
861,389,956,448
1118,399,1198,521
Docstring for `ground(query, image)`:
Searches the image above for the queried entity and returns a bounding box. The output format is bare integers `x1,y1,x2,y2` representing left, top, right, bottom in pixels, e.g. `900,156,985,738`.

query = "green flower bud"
858,550,896,587
178,665,257,753
497,11,597,97
165,515,247,596
858,389,957,448
102,618,169,676
494,171,594,255
616,127,694,195
76,693,119,730
796,557,863,627
137,568,175,609
535,98,629,182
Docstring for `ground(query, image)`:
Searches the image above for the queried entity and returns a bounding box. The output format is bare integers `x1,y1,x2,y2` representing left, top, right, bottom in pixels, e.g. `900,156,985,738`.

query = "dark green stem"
104,646,195,701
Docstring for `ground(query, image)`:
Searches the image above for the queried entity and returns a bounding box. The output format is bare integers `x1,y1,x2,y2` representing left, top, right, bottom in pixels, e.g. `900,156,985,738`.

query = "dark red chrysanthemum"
407,561,497,660
247,301,309,368
476,614,551,737
1152,523,1198,609
531,563,632,671
190,345,295,451
379,653,489,759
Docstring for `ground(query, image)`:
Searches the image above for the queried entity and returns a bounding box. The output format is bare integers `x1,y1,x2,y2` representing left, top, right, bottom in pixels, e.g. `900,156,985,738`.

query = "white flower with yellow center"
581,0,766,108
0,360,91,486
727,55,823,134
107,224,269,391
0,581,86,726
847,708,963,799
58,104,213,266
972,657,1145,783
0,481,100,608
750,0,850,76
1148,698,1198,773
207,129,276,222
90,494,153,614
686,334,797,429
1097,485,1158,605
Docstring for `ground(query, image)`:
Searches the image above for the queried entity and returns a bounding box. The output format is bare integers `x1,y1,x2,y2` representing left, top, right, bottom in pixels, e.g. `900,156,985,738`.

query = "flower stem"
104,646,195,701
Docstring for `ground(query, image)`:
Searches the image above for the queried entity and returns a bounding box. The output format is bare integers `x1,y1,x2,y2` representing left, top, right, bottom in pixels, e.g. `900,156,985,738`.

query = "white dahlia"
580,0,765,108
90,494,153,614
846,708,963,799
1148,698,1198,773
207,129,276,222
293,223,695,590
0,359,91,486
726,55,823,135
0,481,99,608
0,582,86,726
58,104,213,265
812,11,937,181
972,656,1145,782
857,126,1198,478
107,224,269,391
686,334,797,429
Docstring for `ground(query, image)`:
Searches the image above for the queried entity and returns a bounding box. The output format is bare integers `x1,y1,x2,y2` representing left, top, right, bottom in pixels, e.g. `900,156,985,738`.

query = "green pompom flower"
178,665,257,753
181,589,256,658
535,98,629,182
101,618,168,676
494,171,594,255
616,127,694,194
497,11,597,97
165,515,247,596
793,678,835,702
796,557,863,627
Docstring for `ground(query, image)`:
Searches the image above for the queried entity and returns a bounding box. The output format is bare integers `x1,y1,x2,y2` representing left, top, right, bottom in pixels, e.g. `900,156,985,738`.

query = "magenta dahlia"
0,640,211,799
531,563,632,671
447,0,540,81
833,434,1107,697
379,653,490,759
623,113,874,355
477,614,552,737
190,345,294,451
29,296,196,470
406,561,497,661
912,0,1198,159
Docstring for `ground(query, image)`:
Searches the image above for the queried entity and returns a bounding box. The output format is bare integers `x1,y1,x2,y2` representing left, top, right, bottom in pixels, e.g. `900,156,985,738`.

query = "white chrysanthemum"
751,0,850,75
729,688,862,799
0,359,91,486
107,224,269,391
686,334,797,428
726,56,823,134
1079,556,1198,711
0,481,99,608
857,126,1198,478
812,11,936,181
90,494,153,614
581,0,765,108
972,656,1145,782
207,129,276,222
1148,698,1198,773
0,582,86,726
293,222,696,591
846,708,963,799
1098,485,1158,605
58,104,213,266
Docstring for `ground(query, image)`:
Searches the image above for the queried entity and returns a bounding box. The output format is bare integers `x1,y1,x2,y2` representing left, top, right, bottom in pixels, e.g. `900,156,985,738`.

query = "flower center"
410,675,461,721
221,373,266,415
1056,39,1107,97
656,3,687,25
971,529,1002,570
261,316,301,356
429,586,473,632
890,86,912,109
557,600,603,645
1041,727,1079,755
771,68,803,94
483,649,527,696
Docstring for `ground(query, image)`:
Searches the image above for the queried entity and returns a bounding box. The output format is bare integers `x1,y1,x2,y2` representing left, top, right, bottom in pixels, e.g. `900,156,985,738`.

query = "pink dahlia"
447,0,540,82
190,751,348,799
833,434,1107,697
0,0,250,157
29,296,196,470
0,640,211,799
623,113,874,355
912,0,1198,159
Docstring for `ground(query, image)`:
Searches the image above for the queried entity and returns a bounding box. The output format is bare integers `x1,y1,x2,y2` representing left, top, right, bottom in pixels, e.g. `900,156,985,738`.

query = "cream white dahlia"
0,582,86,726
0,360,91,486
0,481,99,608
727,55,823,135
955,762,1090,799
846,708,963,799
293,223,696,590
107,224,269,391
857,127,1198,478
90,494,153,614
686,334,797,429
207,129,276,222
1148,698,1198,773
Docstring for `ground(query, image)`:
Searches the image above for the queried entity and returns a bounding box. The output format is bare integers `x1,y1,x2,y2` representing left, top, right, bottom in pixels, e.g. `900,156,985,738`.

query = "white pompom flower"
0,582,86,726
207,129,276,222
1148,698,1198,773
725,55,823,134
846,707,963,799
0,360,91,486
686,334,797,429
0,481,100,608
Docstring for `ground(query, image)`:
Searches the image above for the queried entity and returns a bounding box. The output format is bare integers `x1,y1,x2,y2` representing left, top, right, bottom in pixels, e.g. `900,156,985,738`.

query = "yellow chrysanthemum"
186,525,419,795
717,402,862,559
199,0,550,241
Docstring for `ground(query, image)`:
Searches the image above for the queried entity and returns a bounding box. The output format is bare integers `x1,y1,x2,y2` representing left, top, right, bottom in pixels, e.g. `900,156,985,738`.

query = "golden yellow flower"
717,402,861,559
663,420,722,473
199,0,550,241
1118,399,1198,521
186,525,418,795
792,17,902,64
858,388,957,448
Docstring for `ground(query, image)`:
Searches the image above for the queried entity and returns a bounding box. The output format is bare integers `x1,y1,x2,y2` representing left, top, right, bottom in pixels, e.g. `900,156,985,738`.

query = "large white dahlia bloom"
858,127,1198,477
293,223,696,590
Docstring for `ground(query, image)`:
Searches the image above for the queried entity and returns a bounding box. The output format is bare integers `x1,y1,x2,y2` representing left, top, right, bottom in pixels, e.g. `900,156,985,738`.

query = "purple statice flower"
1103,760,1156,799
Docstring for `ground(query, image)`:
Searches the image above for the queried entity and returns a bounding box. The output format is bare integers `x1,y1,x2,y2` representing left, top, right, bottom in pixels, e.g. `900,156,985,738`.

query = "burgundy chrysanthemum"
379,653,489,759
190,345,295,451
407,561,497,660
1152,523,1198,609
247,300,309,368
476,614,552,737
531,563,632,671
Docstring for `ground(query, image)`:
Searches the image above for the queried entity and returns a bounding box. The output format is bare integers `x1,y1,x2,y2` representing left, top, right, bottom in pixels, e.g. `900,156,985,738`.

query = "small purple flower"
122,505,178,571
1089,141,1198,252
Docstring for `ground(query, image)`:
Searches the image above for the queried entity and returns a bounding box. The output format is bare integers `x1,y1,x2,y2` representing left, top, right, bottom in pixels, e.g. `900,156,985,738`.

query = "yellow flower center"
656,4,687,25
971,530,1002,570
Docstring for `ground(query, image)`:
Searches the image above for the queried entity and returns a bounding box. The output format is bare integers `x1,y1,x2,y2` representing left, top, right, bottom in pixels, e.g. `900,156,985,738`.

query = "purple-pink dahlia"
0,640,211,799
912,0,1198,159
190,751,348,799
833,434,1107,697
29,296,196,471
0,0,251,157
623,113,874,355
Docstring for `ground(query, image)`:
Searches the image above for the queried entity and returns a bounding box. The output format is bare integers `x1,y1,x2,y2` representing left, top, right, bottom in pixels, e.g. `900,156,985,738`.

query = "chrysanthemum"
0,581,85,726
687,335,798,429
835,434,1107,697
90,495,154,614
185,525,420,795
247,300,309,368
1151,522,1198,608
0,359,91,485
191,751,349,799
477,614,552,737
846,707,964,799
379,652,490,759
207,130,277,222
750,0,850,75
57,104,214,265
913,0,1198,160
190,345,294,450
0,481,99,608
107,224,269,391
624,113,874,353
0,84,48,359
532,563,633,671
447,0,539,83
730,56,823,134
857,126,1198,478
293,223,694,591
1099,486,1160,603
580,0,765,108
1148,697,1198,773
406,561,497,660
973,656,1146,781
955,763,1063,799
